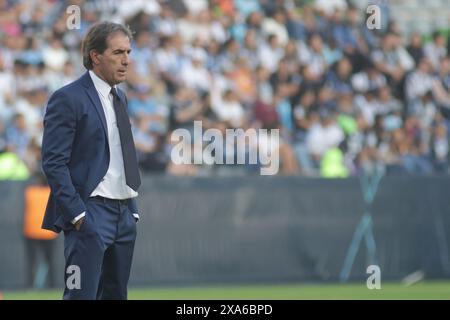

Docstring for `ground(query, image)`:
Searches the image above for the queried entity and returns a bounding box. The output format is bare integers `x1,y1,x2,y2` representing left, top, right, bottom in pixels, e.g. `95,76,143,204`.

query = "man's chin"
114,75,127,84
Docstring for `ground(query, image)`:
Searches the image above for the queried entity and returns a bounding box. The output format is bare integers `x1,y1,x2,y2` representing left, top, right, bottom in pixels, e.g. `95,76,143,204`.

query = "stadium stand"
0,0,449,178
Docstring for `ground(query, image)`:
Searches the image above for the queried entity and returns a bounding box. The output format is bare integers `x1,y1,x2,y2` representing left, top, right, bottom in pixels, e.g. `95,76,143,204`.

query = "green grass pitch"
2,281,450,300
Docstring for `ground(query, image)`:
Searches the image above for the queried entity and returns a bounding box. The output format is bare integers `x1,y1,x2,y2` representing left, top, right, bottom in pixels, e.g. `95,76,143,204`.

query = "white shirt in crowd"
354,94,380,126
182,0,208,15
405,70,436,101
307,121,344,157
351,71,387,93
258,44,284,73
424,42,447,71
261,18,289,47
180,60,211,93
42,45,69,71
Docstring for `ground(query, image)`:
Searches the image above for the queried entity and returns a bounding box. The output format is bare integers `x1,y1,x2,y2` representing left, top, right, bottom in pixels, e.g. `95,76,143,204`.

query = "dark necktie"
110,87,141,191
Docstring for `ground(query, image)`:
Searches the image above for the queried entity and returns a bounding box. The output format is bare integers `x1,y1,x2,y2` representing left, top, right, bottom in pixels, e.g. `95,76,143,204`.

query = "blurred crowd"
1,0,450,178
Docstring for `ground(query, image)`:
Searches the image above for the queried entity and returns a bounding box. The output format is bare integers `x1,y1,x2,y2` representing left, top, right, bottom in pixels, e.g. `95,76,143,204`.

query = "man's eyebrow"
112,48,132,53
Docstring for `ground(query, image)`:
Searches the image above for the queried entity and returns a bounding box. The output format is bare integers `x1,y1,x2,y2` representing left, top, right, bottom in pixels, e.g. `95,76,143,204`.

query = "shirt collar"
89,70,116,99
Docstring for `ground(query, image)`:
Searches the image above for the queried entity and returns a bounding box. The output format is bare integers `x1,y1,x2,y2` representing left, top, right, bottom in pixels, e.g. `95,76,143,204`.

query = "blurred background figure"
22,172,56,289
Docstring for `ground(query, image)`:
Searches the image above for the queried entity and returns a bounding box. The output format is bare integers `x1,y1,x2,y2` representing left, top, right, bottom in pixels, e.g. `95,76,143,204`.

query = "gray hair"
81,21,133,70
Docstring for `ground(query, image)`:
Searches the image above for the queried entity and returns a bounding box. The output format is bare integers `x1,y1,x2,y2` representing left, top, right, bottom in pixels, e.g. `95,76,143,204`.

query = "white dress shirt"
71,71,139,224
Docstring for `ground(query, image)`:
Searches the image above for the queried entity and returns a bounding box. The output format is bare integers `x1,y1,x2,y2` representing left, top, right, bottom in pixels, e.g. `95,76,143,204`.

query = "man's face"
92,32,131,86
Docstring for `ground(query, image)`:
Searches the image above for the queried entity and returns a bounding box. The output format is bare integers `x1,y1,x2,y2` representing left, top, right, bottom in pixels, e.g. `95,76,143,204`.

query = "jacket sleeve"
42,90,86,223
128,197,139,215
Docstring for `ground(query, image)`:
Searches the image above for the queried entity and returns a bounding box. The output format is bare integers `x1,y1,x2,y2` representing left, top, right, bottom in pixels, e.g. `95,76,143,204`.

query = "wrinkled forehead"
105,31,131,51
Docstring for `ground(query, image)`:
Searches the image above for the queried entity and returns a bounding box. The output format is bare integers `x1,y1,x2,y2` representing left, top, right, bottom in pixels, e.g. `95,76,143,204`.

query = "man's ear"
90,50,100,66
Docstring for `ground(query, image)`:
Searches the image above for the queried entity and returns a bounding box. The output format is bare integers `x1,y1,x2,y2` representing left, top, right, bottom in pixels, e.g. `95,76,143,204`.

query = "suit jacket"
41,71,139,233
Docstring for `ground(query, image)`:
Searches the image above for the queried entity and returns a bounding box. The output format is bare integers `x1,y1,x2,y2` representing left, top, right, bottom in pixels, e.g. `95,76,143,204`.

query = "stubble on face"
95,32,131,87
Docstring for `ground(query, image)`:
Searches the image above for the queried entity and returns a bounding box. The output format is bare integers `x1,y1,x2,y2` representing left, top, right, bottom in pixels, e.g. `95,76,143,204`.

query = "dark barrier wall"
1,176,450,289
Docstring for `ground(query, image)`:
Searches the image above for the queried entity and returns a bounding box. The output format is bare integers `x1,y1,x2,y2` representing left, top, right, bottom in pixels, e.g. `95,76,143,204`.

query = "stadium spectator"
5,113,30,159
23,173,56,289
407,32,425,65
307,109,345,167
424,31,447,71
0,141,29,180
0,0,449,178
430,120,449,173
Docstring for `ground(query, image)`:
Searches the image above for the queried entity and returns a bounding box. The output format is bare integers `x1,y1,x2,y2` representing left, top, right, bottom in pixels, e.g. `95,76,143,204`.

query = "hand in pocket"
74,216,86,231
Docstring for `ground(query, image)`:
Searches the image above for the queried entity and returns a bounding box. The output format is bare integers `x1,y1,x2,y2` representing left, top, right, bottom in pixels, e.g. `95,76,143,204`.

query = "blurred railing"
1,175,450,289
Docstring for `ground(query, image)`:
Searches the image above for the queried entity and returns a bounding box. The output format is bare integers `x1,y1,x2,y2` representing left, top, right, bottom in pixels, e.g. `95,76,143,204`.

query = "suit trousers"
63,196,137,300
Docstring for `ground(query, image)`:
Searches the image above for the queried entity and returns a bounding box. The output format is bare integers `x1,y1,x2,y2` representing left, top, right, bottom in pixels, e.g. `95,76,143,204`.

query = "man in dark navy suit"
41,22,141,300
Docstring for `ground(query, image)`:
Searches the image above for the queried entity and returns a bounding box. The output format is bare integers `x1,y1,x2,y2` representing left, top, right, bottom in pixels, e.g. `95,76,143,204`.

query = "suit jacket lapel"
81,71,108,137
